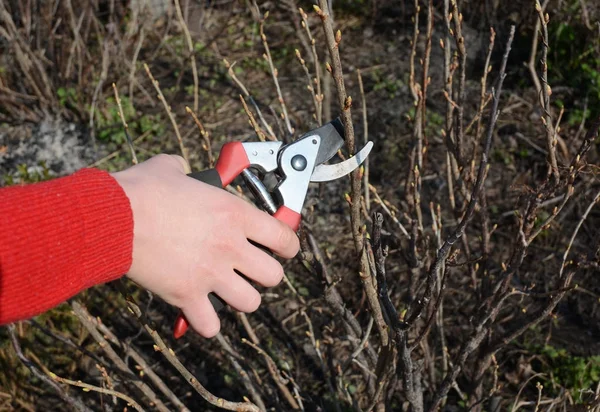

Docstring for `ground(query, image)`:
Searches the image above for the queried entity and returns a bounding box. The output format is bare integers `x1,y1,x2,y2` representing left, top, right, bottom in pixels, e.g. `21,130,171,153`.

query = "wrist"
111,169,145,276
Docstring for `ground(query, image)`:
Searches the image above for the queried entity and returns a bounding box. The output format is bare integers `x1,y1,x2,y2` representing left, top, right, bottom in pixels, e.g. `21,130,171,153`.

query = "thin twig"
369,184,409,237
534,0,559,181
129,27,145,102
409,264,449,352
91,319,190,412
317,0,389,350
470,28,496,180
259,11,294,136
431,203,449,390
410,26,515,327
298,7,323,125
408,0,420,106
115,284,260,411
561,188,600,277
186,106,215,167
428,26,516,411
571,114,600,170
7,324,91,412
358,69,370,211
50,374,145,412
451,0,467,164
112,83,138,164
223,59,277,140
241,337,300,410
341,316,374,374
315,2,354,154
301,311,339,410
240,95,268,142
174,0,199,113
510,373,546,412
527,0,548,97
295,48,321,124
304,232,378,366
216,334,266,412
89,38,111,146
284,0,312,62
415,0,433,231
88,130,153,168
28,319,113,374
443,0,458,212
527,185,574,243
407,0,422,235
71,302,170,412
371,213,423,411
144,63,188,163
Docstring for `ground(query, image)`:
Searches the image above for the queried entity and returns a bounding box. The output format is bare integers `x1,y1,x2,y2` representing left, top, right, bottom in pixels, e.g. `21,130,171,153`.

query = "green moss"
57,87,78,108
371,69,406,99
547,18,600,124
535,344,600,403
94,96,165,145
3,161,52,186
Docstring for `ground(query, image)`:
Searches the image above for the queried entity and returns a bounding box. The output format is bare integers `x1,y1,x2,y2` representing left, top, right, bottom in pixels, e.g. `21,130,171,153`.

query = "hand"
111,154,300,337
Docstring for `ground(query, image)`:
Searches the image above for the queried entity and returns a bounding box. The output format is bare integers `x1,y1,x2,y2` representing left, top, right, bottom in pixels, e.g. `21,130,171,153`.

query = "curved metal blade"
310,141,373,182
297,118,345,166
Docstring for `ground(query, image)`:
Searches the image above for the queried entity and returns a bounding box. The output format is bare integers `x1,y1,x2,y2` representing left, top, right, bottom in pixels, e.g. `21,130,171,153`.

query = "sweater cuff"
0,168,134,324
70,169,134,288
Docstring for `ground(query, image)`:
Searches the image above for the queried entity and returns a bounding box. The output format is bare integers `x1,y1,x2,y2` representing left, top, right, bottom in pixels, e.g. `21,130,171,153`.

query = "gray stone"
130,0,171,19
0,118,98,182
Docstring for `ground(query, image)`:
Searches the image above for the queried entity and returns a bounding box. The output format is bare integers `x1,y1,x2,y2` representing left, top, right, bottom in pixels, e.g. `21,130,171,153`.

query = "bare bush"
1,0,600,411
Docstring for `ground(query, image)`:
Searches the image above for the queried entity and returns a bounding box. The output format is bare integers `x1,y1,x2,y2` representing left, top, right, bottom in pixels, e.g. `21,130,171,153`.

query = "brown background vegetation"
1,0,600,410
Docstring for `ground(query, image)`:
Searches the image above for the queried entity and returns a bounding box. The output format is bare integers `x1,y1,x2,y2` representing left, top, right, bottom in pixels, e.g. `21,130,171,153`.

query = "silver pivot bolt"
291,155,307,171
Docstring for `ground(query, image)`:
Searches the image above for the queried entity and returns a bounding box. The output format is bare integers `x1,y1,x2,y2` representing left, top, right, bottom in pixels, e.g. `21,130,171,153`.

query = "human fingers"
213,272,261,313
235,243,284,287
181,295,221,338
240,205,300,259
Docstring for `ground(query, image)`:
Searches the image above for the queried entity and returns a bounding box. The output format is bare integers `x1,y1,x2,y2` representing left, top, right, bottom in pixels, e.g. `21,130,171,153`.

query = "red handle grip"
173,313,190,339
214,142,250,186
274,206,302,232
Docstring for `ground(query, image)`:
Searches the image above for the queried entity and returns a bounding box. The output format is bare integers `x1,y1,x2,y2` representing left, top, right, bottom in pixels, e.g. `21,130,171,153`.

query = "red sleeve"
0,168,134,324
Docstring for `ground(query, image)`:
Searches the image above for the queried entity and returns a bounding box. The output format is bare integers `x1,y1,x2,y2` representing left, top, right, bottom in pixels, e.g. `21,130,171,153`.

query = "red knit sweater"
0,169,134,324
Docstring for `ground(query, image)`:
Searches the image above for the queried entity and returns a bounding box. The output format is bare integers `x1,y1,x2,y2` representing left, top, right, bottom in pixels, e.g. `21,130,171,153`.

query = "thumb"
167,154,191,174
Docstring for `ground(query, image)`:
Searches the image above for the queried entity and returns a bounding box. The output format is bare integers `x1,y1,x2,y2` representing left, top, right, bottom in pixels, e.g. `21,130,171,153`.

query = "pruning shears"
174,118,373,338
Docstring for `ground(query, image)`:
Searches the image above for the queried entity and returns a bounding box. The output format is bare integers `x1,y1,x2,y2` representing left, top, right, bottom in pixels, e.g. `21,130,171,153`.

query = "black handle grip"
187,168,272,315
208,293,225,312
188,168,223,188
188,168,227,313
